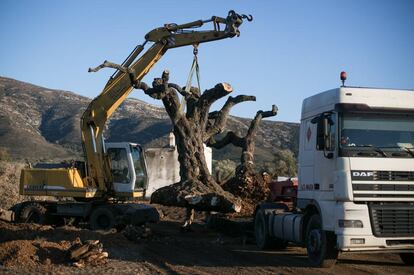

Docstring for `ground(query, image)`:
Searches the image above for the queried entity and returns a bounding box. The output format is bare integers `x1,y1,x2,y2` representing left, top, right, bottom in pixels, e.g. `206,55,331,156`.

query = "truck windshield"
131,146,147,189
340,113,414,158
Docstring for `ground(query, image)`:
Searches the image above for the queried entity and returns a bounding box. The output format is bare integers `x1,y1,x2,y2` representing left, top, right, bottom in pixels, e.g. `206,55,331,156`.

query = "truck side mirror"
316,119,325,150
312,116,326,151
323,118,332,149
312,114,334,159
323,118,329,137
323,118,334,159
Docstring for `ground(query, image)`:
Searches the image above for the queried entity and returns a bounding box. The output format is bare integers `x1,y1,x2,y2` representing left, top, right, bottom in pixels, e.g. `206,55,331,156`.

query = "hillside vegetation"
0,76,299,165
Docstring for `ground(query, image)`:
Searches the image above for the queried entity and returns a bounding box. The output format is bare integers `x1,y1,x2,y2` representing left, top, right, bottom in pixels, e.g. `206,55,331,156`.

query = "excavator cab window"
131,145,147,190
107,148,131,184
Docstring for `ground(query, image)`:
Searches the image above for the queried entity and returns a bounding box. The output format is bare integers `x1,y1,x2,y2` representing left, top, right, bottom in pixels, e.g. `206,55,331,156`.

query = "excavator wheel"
18,202,48,224
89,206,116,230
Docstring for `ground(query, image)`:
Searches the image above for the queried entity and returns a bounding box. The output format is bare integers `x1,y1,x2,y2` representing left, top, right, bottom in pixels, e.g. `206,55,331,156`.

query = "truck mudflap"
115,203,160,226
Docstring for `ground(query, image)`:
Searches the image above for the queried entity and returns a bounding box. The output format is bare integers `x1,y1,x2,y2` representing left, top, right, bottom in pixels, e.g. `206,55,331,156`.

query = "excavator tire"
18,202,48,224
89,206,116,230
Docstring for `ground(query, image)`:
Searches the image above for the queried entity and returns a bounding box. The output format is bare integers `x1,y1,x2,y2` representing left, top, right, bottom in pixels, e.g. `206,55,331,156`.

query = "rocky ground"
0,162,413,274
0,161,25,210
0,206,413,275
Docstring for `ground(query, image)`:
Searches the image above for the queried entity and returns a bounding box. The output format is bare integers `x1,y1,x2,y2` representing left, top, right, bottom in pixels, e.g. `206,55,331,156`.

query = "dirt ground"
0,205,413,275
0,161,26,210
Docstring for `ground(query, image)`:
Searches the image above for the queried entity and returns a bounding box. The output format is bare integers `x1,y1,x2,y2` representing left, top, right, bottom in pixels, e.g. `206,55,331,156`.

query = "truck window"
340,113,414,157
107,148,130,184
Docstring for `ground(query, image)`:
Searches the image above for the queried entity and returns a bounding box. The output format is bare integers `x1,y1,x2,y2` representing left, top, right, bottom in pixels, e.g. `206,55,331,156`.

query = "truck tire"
19,202,48,224
399,253,414,266
306,214,338,268
254,208,288,250
89,207,116,230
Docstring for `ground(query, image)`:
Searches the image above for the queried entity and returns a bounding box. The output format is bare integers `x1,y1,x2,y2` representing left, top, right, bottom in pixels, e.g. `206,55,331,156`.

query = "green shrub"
272,149,297,177
213,159,237,182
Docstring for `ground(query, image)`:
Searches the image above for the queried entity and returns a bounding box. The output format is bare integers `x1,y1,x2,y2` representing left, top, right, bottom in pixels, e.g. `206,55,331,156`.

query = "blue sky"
1,0,413,122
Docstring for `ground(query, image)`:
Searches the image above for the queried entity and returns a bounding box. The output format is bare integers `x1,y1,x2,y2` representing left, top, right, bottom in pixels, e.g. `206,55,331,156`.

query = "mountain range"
0,76,299,165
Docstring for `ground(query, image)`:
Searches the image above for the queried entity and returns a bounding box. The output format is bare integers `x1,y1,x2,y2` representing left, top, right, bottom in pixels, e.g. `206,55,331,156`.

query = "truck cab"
254,86,414,267
299,87,414,253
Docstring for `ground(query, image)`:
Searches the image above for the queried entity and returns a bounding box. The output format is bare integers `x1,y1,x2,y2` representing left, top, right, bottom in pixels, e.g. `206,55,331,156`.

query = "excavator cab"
106,142,148,197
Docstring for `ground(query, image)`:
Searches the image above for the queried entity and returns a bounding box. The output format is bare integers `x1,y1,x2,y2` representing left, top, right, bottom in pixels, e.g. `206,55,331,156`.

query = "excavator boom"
16,10,252,231
81,11,252,194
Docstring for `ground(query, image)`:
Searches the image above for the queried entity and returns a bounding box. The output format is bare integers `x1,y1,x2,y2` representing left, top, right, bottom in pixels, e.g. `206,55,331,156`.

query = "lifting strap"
180,44,201,113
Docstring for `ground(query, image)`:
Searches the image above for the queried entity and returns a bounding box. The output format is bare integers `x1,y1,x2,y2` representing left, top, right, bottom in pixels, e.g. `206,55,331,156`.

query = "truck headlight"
338,219,363,228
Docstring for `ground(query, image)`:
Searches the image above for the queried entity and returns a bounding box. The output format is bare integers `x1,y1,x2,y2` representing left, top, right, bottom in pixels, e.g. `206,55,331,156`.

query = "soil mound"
0,239,70,267
0,221,117,269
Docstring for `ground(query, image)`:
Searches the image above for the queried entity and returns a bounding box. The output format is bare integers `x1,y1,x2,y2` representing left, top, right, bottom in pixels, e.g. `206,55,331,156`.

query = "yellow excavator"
13,11,252,230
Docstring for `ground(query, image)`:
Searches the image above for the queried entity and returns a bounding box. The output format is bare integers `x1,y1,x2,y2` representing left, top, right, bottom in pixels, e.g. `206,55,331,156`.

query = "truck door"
314,112,337,192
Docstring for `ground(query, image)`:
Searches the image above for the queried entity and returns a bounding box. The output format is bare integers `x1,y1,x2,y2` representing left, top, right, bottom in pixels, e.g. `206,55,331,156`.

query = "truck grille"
369,203,414,237
352,170,414,200
376,171,414,181
353,184,414,191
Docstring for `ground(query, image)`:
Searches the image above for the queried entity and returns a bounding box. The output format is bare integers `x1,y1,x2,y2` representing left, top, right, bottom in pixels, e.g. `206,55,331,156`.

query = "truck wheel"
19,202,48,224
255,208,271,249
306,214,338,268
89,207,116,230
254,208,288,250
399,253,414,265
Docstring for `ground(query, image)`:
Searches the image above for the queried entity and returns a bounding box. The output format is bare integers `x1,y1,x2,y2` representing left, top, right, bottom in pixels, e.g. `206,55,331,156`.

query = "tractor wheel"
19,202,48,224
89,207,116,230
399,253,414,266
306,214,338,268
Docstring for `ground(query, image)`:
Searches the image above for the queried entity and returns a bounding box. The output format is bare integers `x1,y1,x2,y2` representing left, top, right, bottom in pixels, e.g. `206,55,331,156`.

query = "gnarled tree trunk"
207,105,277,213
135,70,255,213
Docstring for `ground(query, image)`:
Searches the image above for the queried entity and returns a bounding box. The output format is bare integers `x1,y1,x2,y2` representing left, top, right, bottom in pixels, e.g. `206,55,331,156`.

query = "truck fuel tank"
270,213,303,243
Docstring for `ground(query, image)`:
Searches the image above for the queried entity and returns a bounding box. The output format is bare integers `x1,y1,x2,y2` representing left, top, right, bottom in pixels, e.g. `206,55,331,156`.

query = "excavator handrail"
81,10,252,194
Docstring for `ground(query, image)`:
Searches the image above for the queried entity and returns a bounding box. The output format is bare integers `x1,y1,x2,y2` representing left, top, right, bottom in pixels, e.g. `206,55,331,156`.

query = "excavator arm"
81,10,252,193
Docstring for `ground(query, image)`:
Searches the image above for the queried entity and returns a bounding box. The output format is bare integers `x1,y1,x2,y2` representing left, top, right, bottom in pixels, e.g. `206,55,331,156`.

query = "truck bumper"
338,234,414,252
335,202,414,252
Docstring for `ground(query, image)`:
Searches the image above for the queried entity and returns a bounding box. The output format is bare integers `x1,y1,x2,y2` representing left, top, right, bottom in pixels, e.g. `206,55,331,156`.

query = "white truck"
254,84,414,267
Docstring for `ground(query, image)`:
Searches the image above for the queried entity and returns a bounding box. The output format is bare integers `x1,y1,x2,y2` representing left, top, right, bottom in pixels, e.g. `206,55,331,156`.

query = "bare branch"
88,60,129,73
199,83,233,105
134,71,184,124
195,83,234,124
246,105,277,142
206,132,245,149
204,95,256,141
259,104,278,118
208,105,277,167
